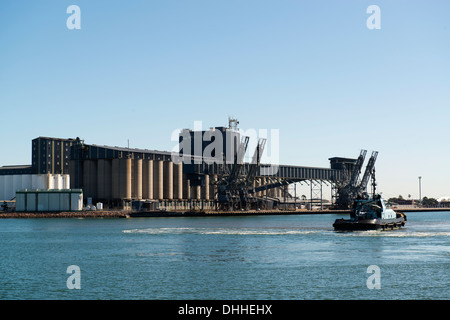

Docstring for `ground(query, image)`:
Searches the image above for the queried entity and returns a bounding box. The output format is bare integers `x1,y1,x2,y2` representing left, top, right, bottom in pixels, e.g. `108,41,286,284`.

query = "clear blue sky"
1,0,449,199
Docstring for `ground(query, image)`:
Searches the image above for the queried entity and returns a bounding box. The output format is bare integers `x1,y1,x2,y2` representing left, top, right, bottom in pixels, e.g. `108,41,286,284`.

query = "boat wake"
123,227,319,236
123,227,449,238
334,230,450,238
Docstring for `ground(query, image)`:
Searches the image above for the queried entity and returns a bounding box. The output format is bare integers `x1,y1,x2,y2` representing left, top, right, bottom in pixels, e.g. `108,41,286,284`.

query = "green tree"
421,197,438,207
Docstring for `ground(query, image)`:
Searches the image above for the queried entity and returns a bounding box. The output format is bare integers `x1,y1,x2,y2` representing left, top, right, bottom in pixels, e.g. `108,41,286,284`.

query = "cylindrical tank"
163,161,173,200
142,159,153,200
194,185,201,200
104,159,112,201
56,174,63,190
182,174,190,200
69,159,83,189
62,174,70,190
119,158,131,200
69,160,76,189
203,174,210,200
173,163,183,200
134,159,143,200
211,174,217,200
82,161,90,197
112,159,120,200
45,173,53,190
89,160,98,199
97,159,106,200
153,160,163,200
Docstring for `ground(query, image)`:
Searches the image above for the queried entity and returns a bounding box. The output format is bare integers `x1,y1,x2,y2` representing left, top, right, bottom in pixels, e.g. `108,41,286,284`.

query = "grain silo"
133,158,143,200
83,161,91,198
119,158,131,200
112,158,120,200
97,159,106,200
163,161,173,200
153,160,163,200
104,159,112,201
203,174,210,200
194,185,201,200
89,160,98,199
142,159,153,200
82,160,98,200
173,163,183,200
182,174,190,200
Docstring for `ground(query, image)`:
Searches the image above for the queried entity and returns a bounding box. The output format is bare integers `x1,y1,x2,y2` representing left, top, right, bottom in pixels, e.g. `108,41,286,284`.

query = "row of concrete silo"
70,158,285,204
73,158,222,203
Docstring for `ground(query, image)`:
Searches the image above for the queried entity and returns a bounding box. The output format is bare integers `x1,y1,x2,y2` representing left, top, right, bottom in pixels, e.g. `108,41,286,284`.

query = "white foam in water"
123,227,318,236
123,227,450,238
334,230,450,238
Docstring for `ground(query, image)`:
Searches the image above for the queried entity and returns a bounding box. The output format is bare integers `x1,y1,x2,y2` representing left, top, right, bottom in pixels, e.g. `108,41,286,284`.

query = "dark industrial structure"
1,120,377,211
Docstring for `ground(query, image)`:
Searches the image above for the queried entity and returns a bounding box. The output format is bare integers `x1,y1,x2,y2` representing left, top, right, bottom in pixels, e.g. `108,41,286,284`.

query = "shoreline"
0,207,448,219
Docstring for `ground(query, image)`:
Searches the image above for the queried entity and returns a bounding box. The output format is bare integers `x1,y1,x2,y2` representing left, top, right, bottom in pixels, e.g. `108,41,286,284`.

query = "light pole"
418,176,422,206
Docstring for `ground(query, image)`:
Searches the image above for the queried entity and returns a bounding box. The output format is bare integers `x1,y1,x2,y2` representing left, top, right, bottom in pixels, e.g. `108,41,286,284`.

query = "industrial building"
1,121,371,212
16,189,83,212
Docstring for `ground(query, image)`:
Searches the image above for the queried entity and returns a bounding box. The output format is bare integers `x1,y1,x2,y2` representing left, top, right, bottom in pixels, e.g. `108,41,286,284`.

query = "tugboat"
333,194,407,231
333,170,407,231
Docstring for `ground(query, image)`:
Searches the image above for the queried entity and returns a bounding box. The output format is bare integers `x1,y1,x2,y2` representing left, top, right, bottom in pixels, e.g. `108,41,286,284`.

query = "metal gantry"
333,149,379,209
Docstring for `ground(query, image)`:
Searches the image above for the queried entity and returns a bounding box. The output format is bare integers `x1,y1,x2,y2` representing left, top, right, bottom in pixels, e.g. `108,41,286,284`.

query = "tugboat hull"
333,216,406,231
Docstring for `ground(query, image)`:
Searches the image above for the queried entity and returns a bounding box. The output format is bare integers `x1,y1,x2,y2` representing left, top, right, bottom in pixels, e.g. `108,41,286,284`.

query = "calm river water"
0,211,448,300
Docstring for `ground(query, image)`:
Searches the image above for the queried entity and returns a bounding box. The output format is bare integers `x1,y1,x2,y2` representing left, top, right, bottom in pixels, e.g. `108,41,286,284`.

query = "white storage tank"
55,175,63,189
63,175,70,189
45,174,54,189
